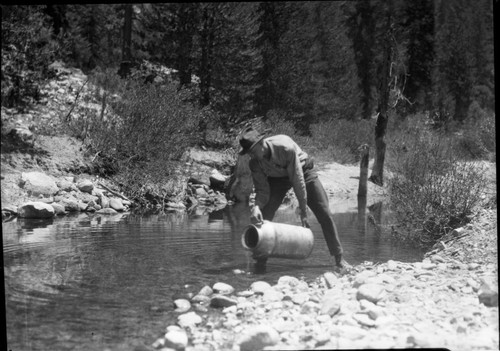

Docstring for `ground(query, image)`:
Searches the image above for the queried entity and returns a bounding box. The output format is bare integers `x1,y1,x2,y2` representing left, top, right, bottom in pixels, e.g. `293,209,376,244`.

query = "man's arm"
285,147,307,216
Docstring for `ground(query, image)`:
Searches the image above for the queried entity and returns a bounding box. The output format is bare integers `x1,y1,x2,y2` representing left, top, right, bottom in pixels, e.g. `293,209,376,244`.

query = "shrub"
388,123,489,247
1,6,60,107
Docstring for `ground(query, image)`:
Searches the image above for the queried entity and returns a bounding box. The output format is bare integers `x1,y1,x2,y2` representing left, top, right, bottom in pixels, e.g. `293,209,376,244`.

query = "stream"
3,201,424,351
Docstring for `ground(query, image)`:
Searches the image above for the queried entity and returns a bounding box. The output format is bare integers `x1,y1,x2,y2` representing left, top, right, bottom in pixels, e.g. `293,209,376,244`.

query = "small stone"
323,272,338,289
210,295,238,308
198,285,213,296
320,295,341,317
191,295,211,305
300,301,319,314
177,312,202,328
250,281,272,294
173,299,191,313
277,276,300,287
356,284,386,304
164,329,188,350
213,282,234,295
262,289,284,303
353,313,376,327
237,290,254,297
50,203,66,215
386,260,398,271
96,208,118,215
237,325,280,351
478,283,498,307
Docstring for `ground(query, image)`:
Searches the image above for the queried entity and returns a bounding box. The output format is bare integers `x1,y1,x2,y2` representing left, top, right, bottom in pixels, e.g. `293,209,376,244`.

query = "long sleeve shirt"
249,134,309,214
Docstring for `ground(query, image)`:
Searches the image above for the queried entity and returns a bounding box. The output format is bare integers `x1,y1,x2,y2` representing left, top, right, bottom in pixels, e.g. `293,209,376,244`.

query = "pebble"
250,281,272,294
212,282,234,295
210,295,238,308
173,299,191,313
164,329,188,350
177,312,202,328
356,284,386,304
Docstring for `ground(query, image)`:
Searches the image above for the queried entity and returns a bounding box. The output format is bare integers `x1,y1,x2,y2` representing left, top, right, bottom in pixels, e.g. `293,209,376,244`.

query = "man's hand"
251,205,264,224
300,209,310,228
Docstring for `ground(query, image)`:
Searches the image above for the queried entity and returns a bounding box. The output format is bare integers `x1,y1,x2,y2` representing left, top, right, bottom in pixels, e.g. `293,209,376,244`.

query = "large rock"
76,179,94,193
20,172,59,196
209,169,228,190
109,198,124,211
237,325,280,351
18,202,55,219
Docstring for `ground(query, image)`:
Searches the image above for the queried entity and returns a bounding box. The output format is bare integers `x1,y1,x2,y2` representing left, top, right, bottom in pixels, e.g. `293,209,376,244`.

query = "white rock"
76,179,94,193
164,329,188,350
277,276,300,287
250,281,272,294
263,289,284,303
109,198,124,211
213,282,234,295
21,172,59,196
174,299,191,313
356,284,386,304
237,325,280,351
177,311,202,328
198,285,213,296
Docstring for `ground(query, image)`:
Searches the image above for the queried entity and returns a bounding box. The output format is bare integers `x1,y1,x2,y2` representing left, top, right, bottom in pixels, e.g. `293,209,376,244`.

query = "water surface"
3,202,424,350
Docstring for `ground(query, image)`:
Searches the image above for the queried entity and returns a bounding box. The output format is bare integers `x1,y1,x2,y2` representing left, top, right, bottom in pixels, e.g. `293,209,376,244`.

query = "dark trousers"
258,168,343,261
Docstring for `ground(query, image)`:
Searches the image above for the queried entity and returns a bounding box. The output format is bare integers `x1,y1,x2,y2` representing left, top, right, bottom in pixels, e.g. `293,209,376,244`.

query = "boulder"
76,179,94,193
209,169,228,190
237,325,280,351
18,202,55,219
8,127,34,146
59,198,80,212
50,203,66,215
56,178,76,192
109,198,124,211
20,172,59,196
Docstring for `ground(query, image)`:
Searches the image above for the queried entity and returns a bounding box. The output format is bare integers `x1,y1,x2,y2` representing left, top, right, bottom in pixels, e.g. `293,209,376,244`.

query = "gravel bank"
151,208,498,351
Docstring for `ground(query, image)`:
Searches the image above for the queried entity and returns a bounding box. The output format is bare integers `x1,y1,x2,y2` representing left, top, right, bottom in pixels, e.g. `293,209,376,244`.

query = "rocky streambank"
147,209,498,351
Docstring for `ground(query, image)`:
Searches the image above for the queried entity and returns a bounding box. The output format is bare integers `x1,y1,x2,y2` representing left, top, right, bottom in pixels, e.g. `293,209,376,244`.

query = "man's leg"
306,177,344,262
254,177,291,271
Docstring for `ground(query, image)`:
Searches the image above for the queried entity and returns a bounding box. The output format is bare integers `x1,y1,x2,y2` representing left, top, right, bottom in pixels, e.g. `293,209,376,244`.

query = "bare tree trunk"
118,4,133,78
358,144,370,196
369,2,392,186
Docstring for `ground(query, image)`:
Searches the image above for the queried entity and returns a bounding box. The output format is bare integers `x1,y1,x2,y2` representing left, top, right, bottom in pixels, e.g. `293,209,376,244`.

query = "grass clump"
387,117,490,248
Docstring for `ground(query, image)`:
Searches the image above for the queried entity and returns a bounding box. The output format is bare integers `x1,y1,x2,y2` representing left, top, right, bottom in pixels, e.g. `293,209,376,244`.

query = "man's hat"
238,126,266,155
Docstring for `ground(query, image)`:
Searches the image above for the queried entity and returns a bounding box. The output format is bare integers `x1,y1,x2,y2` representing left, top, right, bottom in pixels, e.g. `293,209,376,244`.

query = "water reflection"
3,199,424,350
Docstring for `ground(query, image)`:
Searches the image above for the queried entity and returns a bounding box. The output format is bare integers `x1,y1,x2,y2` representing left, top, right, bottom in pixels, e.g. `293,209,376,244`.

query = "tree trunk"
118,4,133,78
369,2,392,186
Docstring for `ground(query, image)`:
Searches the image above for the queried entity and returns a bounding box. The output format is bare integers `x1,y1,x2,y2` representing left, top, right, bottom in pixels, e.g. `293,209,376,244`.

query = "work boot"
333,255,352,274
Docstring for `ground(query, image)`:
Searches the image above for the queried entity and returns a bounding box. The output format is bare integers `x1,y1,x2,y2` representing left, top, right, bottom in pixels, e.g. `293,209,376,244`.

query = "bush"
388,123,489,247
1,6,60,107
453,106,495,161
